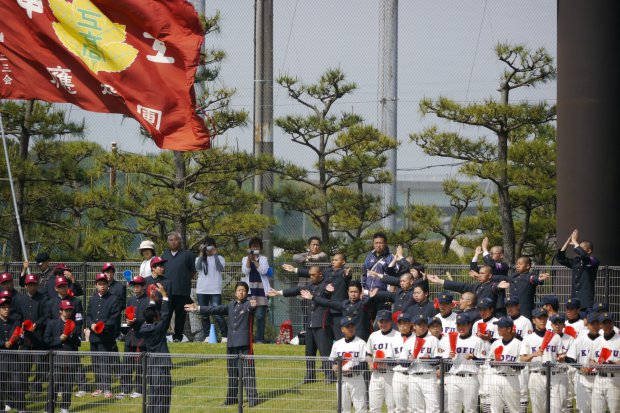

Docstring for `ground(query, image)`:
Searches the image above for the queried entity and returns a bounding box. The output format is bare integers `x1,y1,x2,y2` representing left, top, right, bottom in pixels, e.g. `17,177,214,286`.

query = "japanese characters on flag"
0,0,210,150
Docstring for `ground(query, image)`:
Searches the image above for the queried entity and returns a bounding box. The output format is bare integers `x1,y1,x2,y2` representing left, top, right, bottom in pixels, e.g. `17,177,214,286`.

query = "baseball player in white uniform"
391,312,414,413
505,296,532,413
563,298,585,338
487,316,522,413
473,298,499,413
589,312,620,413
519,308,566,413
365,310,397,413
441,313,485,413
565,312,600,413
403,314,440,413
549,314,574,413
330,317,368,413
435,292,457,334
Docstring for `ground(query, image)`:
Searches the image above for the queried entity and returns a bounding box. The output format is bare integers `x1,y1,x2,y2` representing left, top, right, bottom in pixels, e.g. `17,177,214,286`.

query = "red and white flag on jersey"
0,0,210,150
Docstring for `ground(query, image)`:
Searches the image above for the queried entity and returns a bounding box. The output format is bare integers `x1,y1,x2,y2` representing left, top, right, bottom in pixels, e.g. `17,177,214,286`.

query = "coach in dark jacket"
557,230,599,310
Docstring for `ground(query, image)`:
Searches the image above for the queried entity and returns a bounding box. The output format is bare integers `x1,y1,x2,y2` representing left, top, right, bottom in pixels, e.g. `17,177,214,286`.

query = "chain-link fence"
2,261,620,339
0,350,618,412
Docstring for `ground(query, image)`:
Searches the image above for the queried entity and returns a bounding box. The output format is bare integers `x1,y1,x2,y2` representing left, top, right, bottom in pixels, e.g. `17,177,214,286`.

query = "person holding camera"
195,238,228,343
241,237,271,344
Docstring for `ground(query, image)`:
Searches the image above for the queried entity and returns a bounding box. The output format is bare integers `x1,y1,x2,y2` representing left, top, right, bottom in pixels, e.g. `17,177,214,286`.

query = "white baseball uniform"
487,336,522,413
566,331,599,413
330,336,368,413
366,329,397,413
391,333,413,413
473,317,498,411
437,312,457,334
557,333,575,413
402,333,440,413
441,332,485,413
511,315,532,411
589,331,620,413
520,330,566,413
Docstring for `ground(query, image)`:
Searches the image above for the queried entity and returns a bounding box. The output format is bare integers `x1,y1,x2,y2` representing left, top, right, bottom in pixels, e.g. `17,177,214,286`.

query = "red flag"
8,326,24,346
413,337,426,359
539,330,555,352
433,297,439,309
564,325,576,338
22,319,34,332
598,347,612,364
392,311,402,324
0,0,210,150
125,306,136,321
147,284,158,298
63,319,76,336
477,322,487,335
373,349,385,370
448,331,459,353
494,345,504,361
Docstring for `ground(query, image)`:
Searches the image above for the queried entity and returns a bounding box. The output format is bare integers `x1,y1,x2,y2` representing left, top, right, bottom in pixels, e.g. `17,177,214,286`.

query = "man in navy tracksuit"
186,281,259,407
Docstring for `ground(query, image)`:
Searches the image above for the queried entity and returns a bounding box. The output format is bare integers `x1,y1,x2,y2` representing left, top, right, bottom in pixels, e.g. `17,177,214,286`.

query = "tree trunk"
442,236,453,256
498,86,516,264
516,205,532,259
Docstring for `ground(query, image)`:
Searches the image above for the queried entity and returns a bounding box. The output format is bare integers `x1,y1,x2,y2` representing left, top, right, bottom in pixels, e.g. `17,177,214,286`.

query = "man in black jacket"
270,265,335,384
557,229,599,310
186,281,259,407
429,266,501,309
87,273,121,399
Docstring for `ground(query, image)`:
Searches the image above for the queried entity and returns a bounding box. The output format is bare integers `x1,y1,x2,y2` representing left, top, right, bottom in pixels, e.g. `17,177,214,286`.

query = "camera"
248,249,260,256
206,245,214,251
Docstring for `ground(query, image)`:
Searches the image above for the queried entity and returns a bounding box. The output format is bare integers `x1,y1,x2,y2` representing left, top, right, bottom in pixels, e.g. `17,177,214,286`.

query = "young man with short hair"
365,310,396,413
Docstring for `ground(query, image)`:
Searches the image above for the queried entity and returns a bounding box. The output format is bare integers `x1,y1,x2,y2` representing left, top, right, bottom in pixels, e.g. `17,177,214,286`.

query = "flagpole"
0,112,29,262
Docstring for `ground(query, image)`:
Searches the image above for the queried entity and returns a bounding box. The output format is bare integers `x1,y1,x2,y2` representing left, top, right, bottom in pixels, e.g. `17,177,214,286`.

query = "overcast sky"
68,0,556,180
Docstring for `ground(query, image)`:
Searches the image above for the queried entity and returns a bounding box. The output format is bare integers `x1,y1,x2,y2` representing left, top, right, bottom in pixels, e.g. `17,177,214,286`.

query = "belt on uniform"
343,372,361,378
454,373,475,377
407,372,433,376
494,372,518,377
532,371,557,376
597,372,616,378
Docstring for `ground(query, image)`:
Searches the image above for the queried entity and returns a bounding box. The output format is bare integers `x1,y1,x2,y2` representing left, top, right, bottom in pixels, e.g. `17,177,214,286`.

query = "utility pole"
379,0,398,232
109,142,117,189
254,0,274,261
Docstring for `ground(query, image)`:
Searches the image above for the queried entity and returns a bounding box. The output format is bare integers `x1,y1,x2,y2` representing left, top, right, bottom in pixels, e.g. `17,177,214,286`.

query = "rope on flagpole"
0,112,29,262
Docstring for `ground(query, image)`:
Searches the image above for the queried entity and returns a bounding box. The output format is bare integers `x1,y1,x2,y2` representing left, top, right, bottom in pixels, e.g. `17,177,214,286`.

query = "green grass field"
19,342,338,412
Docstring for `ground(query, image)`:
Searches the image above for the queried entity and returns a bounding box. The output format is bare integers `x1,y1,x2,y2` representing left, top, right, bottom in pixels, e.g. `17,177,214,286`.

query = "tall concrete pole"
557,1,620,265
254,0,274,261
379,0,398,231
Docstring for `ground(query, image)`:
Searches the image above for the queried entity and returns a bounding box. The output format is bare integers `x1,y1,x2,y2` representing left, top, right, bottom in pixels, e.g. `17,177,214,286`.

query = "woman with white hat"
138,240,157,278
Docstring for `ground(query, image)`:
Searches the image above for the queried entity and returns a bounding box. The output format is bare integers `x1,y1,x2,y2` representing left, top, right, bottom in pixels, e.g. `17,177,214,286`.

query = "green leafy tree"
273,69,398,242
410,43,556,263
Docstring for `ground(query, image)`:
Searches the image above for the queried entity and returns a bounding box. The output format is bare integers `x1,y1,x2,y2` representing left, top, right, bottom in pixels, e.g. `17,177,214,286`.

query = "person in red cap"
46,264,84,300
44,299,82,413
119,276,151,400
145,257,173,322
13,273,48,405
0,296,20,411
86,273,121,399
0,273,21,327
100,263,127,337
46,275,87,398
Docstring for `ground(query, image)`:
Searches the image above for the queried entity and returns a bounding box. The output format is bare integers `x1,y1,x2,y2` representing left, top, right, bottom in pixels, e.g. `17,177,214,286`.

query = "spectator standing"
241,237,271,344
557,229,599,310
19,252,53,289
363,232,394,295
195,238,227,343
138,240,157,278
161,232,196,342
292,236,329,332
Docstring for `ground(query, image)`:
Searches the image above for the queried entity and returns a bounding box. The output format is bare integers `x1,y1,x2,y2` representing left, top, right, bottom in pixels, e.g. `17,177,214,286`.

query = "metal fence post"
545,362,551,413
142,352,148,413
603,266,610,305
439,359,445,413
81,262,89,313
337,356,343,413
238,354,244,413
47,350,55,413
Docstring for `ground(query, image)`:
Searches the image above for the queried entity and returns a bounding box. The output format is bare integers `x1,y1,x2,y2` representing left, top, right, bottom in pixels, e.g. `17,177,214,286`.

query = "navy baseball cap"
532,308,548,318
493,317,514,329
341,317,356,327
397,313,412,323
505,296,520,306
550,314,566,324
477,297,494,309
537,295,559,307
412,314,428,325
566,298,581,309
429,316,442,326
586,312,600,323
592,303,608,312
35,252,50,264
599,313,615,323
376,310,393,322
437,292,454,304
456,313,471,324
